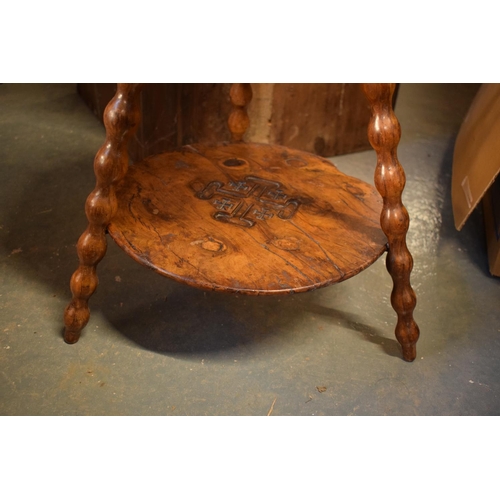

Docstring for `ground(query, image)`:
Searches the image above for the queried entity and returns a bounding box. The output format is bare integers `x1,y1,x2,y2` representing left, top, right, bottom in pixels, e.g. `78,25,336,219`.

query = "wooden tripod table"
63,83,420,361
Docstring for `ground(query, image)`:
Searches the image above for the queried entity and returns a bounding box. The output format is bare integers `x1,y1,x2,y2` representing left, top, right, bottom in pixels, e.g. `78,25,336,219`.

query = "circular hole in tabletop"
222,158,248,167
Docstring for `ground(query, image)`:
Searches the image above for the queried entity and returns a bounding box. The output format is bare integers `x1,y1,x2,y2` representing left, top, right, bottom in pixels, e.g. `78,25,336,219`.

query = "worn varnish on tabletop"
107,142,387,294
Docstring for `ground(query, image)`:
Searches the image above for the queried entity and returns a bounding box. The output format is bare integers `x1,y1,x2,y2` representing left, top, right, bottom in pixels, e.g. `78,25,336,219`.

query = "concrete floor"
0,83,499,416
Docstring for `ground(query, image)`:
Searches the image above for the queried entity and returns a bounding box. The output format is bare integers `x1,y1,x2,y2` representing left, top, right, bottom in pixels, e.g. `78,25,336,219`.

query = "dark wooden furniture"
64,83,419,361
78,83,400,160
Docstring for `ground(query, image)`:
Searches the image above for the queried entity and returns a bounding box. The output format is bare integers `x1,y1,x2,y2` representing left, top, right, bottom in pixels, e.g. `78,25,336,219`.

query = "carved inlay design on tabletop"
196,176,300,227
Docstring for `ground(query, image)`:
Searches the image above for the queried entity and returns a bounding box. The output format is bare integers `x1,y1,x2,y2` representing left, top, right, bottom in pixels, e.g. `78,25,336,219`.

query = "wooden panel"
77,83,116,122
79,83,233,159
130,83,180,159
78,84,397,160
180,83,233,145
270,84,371,156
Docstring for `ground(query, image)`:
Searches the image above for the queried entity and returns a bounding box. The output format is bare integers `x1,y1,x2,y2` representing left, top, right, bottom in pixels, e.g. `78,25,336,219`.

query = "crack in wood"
288,220,345,278
243,228,315,286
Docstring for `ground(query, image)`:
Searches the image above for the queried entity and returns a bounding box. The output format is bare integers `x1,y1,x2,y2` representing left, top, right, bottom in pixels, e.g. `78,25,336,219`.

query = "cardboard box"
483,177,500,276
452,84,500,277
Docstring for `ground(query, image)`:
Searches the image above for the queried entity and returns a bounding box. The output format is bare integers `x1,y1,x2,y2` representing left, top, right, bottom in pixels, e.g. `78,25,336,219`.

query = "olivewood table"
63,83,420,361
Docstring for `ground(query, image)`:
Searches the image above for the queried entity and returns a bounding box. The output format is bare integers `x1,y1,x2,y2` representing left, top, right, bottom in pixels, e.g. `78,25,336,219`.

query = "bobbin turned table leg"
362,83,420,361
228,83,253,142
63,84,143,343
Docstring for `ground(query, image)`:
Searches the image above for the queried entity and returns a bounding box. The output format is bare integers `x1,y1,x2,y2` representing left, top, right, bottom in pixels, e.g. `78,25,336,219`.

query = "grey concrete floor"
0,83,499,416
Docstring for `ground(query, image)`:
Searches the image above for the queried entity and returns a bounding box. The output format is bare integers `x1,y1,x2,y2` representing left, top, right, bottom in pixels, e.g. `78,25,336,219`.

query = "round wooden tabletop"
108,142,387,294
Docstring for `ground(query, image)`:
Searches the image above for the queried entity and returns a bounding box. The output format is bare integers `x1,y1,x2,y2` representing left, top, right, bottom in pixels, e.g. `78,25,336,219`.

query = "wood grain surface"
107,142,387,294
228,84,253,142
363,83,420,361
77,83,391,159
63,84,143,344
